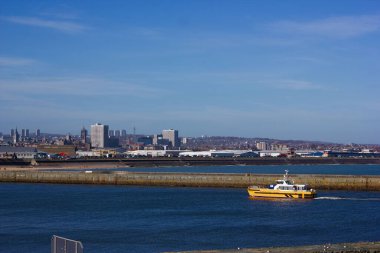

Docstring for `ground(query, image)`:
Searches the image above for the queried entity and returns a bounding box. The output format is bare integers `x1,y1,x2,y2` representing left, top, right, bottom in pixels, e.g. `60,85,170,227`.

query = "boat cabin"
268,179,311,191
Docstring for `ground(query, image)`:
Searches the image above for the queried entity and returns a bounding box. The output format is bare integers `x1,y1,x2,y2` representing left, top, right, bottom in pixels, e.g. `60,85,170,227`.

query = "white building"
91,123,109,148
162,129,179,148
258,150,284,157
256,141,269,150
179,150,258,158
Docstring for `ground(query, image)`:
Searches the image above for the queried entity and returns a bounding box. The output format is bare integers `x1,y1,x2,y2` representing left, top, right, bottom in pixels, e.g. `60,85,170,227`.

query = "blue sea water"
1,169,380,253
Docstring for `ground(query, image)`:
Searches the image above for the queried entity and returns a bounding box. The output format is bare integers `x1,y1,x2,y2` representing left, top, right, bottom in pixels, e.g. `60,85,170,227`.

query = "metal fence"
51,235,83,253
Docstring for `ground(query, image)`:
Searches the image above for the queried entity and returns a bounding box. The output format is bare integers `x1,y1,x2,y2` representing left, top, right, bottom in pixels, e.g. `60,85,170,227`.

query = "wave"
315,196,380,201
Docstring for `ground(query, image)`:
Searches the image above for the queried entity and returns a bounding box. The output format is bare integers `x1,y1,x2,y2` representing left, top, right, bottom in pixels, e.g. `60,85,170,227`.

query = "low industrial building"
77,148,126,158
322,150,380,158
179,150,258,158
125,150,187,157
0,146,38,159
37,145,77,157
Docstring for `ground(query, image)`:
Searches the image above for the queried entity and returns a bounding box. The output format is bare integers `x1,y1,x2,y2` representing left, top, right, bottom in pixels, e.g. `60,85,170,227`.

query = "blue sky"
1,0,380,144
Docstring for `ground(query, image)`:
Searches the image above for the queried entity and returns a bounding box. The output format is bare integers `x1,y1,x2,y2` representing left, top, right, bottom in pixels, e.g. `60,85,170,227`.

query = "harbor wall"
1,171,380,191
168,241,380,253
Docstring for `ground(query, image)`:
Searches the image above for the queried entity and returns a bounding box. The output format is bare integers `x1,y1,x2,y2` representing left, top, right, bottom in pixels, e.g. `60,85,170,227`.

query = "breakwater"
171,241,380,253
1,171,380,190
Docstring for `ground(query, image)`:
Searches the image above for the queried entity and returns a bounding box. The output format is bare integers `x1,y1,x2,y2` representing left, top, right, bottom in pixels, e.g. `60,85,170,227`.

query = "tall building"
25,129,30,138
91,123,109,148
115,130,121,138
256,141,269,150
109,130,115,137
13,128,20,144
81,127,88,144
36,129,41,137
121,129,127,137
162,129,179,148
11,129,15,137
21,129,26,138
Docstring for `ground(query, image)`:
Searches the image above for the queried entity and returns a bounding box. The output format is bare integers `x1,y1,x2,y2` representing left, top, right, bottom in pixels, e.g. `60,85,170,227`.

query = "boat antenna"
284,170,289,180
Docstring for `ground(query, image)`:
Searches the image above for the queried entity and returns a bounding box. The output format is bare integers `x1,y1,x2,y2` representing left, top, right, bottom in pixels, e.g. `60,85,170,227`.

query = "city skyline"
1,1,380,144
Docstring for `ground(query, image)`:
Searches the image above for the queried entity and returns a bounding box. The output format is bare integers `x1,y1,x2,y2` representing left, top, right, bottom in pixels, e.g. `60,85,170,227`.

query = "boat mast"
284,170,289,180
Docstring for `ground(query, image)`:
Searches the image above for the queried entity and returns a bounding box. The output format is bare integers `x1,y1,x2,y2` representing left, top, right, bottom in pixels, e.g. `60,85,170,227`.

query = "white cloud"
3,16,88,33
259,79,325,91
0,76,162,98
270,14,380,38
0,56,37,66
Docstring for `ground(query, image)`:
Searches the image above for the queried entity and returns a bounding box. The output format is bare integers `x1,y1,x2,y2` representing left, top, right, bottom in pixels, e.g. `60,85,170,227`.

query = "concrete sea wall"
1,171,380,191
169,241,380,253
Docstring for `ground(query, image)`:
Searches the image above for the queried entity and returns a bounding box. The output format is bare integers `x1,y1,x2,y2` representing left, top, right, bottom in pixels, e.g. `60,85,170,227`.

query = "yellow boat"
247,170,316,199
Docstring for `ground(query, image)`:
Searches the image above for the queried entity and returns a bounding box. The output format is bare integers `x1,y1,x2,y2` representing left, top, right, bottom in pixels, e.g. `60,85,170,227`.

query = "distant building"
153,134,162,145
81,127,87,144
162,129,180,148
21,129,26,138
121,130,127,137
0,146,38,159
109,130,115,137
10,129,15,137
153,134,171,146
108,137,120,147
271,144,289,151
258,150,284,157
25,129,30,138
91,123,109,148
12,128,20,144
37,144,76,157
256,141,269,150
115,130,121,137
178,150,258,158
137,136,153,146
36,129,41,137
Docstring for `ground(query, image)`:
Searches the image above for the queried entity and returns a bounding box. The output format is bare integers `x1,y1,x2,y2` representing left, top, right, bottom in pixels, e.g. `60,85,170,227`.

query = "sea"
1,164,380,253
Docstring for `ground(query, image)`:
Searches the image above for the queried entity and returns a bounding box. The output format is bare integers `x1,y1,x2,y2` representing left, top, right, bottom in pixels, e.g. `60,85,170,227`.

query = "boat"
247,170,316,199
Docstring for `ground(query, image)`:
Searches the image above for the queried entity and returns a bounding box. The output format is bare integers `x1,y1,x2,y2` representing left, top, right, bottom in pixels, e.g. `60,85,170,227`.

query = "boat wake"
315,196,380,201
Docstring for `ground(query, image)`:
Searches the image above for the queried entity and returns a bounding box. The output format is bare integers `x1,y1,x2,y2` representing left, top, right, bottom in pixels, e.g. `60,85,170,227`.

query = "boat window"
279,186,294,190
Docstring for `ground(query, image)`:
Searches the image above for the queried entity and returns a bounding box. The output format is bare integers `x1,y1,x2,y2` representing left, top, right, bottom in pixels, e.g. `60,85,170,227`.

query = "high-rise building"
11,129,15,137
162,129,179,148
109,130,115,137
115,130,121,137
21,129,26,138
256,141,269,150
121,129,127,137
137,136,153,145
153,134,162,145
91,123,109,148
25,129,30,138
36,129,41,137
81,127,87,144
13,128,20,144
